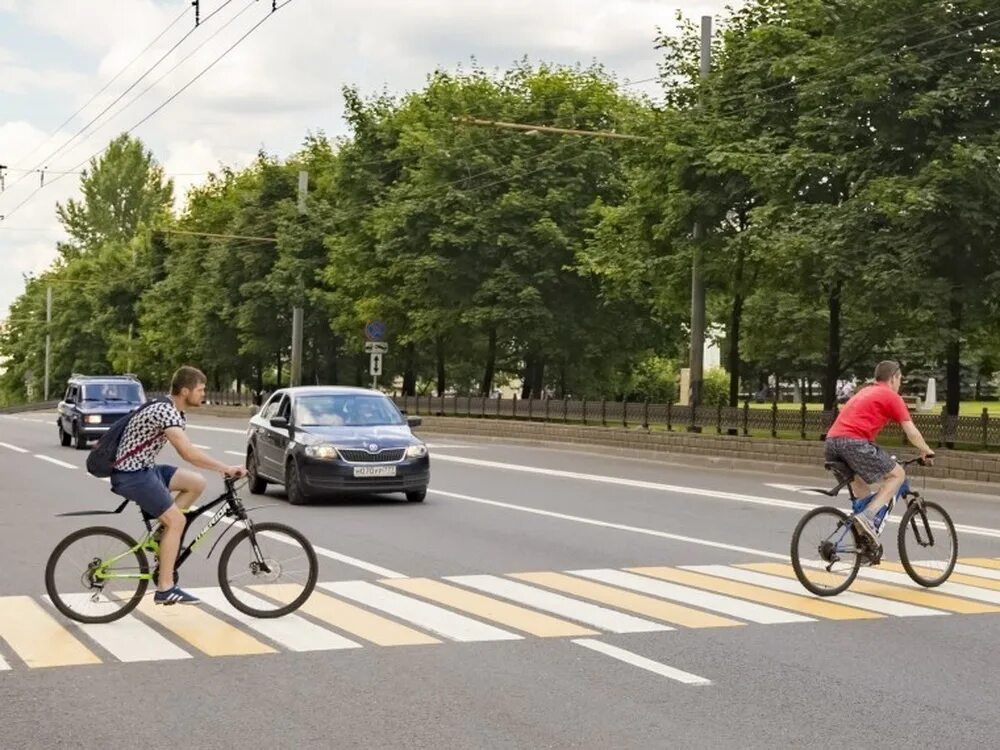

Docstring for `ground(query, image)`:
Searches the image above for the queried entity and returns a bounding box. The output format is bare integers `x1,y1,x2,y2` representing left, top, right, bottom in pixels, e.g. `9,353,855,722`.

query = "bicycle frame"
94,482,259,583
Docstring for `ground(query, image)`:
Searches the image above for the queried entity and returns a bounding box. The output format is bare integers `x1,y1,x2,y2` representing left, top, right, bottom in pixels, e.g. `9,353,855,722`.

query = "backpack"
85,397,171,478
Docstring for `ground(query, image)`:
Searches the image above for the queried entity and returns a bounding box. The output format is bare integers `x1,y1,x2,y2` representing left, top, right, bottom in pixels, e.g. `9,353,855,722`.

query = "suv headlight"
406,444,428,458
84,415,102,424
305,444,339,460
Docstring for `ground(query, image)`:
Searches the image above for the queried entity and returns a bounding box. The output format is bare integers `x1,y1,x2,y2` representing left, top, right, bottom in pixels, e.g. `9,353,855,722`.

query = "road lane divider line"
512,572,741,628
0,442,29,453
43,595,191,663
446,575,670,633
429,489,788,560
738,563,1000,615
319,581,521,642
0,596,101,668
430,455,1000,540
34,454,77,469
224,450,244,457
251,585,440,646
383,578,597,637
189,588,361,651
572,639,712,686
135,596,276,656
569,569,813,625
192,444,211,450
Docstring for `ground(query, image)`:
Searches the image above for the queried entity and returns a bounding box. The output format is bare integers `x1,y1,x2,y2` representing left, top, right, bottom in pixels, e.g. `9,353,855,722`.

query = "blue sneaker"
154,586,201,606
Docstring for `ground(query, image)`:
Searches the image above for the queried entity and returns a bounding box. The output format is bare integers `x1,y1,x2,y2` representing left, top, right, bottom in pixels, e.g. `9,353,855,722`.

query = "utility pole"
44,286,52,401
290,169,307,387
192,0,200,26
0,164,6,192
689,15,712,417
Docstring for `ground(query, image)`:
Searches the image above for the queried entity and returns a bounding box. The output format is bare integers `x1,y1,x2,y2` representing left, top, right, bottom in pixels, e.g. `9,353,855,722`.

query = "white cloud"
0,0,735,319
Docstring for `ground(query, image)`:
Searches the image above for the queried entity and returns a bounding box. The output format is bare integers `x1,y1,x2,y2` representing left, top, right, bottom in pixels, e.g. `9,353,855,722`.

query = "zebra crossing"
3,557,1000,672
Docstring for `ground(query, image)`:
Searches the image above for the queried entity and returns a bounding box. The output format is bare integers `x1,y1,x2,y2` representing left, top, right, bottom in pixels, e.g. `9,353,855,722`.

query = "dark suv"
57,374,146,449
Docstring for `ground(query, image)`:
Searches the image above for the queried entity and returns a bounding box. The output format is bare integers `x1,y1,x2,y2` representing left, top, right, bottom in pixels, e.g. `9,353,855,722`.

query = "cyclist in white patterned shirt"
110,366,245,605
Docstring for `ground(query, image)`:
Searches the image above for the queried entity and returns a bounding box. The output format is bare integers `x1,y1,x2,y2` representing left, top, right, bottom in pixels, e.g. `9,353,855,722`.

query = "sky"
0,0,731,321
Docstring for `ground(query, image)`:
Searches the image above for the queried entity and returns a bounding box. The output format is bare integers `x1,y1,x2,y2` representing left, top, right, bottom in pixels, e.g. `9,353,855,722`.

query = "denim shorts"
110,464,178,518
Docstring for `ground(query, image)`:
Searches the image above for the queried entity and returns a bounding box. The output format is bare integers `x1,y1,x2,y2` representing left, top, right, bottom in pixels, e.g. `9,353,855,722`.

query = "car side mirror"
407,416,422,428
270,416,289,429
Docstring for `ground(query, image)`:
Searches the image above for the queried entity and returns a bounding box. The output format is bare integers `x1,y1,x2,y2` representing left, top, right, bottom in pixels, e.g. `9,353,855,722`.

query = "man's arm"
164,426,245,475
900,420,935,462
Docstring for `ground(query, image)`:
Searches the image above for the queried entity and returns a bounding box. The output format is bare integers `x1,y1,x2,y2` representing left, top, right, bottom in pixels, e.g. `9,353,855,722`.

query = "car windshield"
82,383,144,403
294,394,404,427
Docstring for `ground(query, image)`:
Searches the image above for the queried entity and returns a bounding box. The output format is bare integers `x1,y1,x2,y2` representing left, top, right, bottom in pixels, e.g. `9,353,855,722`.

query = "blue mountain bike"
790,456,957,596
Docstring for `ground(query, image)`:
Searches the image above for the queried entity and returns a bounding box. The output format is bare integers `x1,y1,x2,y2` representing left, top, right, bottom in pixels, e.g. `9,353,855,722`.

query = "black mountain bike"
45,477,318,623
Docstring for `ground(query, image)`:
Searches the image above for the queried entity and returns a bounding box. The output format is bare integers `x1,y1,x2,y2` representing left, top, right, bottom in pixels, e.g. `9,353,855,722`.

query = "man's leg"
870,463,905,513
156,504,186,592
168,468,206,511
849,476,871,501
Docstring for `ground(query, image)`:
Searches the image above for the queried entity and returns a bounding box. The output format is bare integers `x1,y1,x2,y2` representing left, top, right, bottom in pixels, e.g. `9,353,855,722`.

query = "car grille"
339,448,406,463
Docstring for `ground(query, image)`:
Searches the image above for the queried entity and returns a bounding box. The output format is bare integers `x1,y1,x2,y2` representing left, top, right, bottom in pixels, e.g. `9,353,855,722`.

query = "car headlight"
406,444,428,458
84,415,102,424
305,444,340,460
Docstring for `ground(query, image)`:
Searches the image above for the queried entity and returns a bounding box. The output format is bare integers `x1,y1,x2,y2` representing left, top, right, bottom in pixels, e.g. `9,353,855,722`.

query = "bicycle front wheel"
898,500,957,587
791,506,862,596
218,521,318,618
45,526,150,623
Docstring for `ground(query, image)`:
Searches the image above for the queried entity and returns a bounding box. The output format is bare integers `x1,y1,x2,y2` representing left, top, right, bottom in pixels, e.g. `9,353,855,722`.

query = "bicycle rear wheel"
45,526,150,623
218,521,318,618
898,500,957,587
791,506,862,596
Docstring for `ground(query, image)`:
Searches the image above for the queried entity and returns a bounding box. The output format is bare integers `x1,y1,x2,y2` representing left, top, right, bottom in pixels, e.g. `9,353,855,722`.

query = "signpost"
365,321,387,388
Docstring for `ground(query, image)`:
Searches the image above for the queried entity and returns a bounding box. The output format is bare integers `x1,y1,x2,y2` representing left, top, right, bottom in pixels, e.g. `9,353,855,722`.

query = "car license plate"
353,465,397,478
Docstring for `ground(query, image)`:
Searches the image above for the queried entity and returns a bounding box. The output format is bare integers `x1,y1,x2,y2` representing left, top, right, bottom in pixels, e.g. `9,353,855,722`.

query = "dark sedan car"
57,374,146,449
245,386,429,505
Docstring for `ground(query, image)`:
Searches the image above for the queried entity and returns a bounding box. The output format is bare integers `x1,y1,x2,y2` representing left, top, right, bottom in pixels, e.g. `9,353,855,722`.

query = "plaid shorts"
824,437,897,484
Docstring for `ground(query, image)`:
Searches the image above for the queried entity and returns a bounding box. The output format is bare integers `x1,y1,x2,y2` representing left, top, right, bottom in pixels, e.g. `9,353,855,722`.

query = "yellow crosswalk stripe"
960,558,1000,571
878,561,1000,592
251,584,440,646
741,563,1000,615
136,596,275,657
0,596,100,668
384,578,597,637
628,567,881,620
511,572,742,628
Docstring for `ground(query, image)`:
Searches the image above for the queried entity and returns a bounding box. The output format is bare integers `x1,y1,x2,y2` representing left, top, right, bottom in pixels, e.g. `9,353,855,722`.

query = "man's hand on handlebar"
919,452,935,467
223,465,247,478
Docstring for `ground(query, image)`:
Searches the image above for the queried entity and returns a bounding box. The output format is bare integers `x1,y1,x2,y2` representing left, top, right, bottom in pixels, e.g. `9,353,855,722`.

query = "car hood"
296,425,418,448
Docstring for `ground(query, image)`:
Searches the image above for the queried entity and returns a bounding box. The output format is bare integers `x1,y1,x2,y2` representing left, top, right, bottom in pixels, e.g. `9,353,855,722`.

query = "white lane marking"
192,444,211,450
687,566,946,617
572,639,712,686
849,566,1000,605
187,424,244,434
224,450,244,457
952,563,1000,581
764,483,819,495
320,581,521,642
447,575,670,634
220,518,407,579
432,454,1000,541
0,415,22,420
34,454,77,469
0,442,29,454
43,595,191,663
570,569,813,625
429,489,788,560
0,653,9,670
190,588,361,651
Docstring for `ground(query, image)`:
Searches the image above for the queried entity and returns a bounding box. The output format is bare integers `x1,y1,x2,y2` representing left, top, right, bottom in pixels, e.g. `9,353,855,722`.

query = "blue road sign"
365,320,387,341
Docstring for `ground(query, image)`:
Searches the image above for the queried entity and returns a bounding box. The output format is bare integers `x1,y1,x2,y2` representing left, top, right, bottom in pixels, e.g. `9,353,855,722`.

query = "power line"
0,0,292,224
8,4,191,172
1,0,235,200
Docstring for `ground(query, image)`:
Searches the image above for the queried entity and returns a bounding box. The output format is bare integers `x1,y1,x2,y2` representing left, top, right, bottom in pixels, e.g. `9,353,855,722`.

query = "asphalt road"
1,410,999,749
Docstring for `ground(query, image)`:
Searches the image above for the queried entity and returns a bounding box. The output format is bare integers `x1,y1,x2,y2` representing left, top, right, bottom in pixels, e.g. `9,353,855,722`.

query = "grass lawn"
745,400,1000,417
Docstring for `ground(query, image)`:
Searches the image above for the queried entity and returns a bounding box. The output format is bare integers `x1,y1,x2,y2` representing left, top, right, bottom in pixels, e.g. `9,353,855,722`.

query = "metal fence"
141,388,1000,449
390,394,1000,449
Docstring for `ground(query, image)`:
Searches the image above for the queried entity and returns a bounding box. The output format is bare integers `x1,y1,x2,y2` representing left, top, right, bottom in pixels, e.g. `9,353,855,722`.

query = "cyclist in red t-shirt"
825,360,935,541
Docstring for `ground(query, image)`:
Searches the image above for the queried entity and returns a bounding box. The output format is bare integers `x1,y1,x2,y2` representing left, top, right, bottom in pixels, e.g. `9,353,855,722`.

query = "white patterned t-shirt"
114,400,186,472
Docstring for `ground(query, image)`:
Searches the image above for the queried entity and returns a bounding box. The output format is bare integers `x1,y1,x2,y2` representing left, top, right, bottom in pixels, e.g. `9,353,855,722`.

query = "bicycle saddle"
824,460,854,483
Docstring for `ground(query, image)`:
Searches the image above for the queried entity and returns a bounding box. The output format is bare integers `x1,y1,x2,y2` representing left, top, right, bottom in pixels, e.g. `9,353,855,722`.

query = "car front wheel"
74,424,88,450
406,489,427,503
285,459,311,506
59,423,71,447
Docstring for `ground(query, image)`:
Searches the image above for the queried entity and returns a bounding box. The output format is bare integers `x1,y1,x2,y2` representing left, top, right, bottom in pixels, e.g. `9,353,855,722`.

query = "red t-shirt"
828,383,910,442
